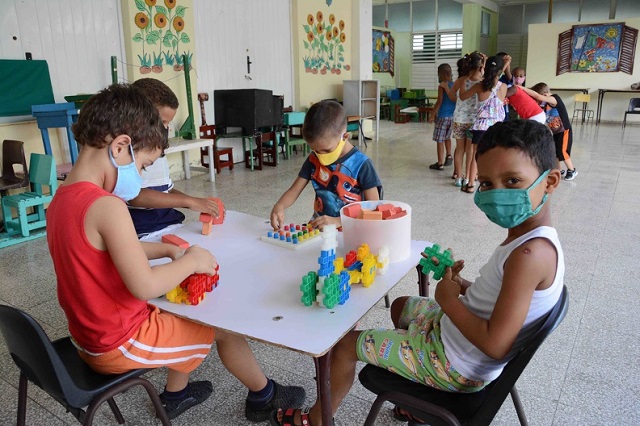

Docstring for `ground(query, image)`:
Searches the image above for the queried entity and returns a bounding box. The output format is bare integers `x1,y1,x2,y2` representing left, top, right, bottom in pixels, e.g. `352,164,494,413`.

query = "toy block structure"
161,234,189,249
261,223,322,250
419,244,454,280
341,202,407,221
199,197,225,235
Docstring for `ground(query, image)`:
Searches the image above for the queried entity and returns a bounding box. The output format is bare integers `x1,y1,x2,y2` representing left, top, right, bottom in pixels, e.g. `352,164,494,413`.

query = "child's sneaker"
245,380,306,422
160,381,213,420
444,155,453,166
454,178,463,187
565,169,578,180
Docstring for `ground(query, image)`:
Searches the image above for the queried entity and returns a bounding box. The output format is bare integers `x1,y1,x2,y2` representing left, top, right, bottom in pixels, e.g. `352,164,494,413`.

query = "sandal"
269,407,334,426
451,172,458,180
462,183,476,193
393,406,427,424
429,162,444,171
444,155,453,166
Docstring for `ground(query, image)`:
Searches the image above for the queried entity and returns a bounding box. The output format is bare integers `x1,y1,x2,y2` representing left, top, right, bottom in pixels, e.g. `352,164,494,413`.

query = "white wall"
527,17,640,123
193,0,294,161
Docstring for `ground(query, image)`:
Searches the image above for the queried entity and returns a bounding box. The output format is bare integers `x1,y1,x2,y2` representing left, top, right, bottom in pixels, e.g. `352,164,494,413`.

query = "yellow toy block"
361,273,375,287
348,270,362,284
334,257,344,274
357,244,370,261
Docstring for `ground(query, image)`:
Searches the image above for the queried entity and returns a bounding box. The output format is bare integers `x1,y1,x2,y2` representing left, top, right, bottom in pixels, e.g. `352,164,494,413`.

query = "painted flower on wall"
132,0,191,74
302,10,349,75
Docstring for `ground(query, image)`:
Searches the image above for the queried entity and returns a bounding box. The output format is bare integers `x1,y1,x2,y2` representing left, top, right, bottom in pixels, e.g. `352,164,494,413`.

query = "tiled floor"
0,119,638,425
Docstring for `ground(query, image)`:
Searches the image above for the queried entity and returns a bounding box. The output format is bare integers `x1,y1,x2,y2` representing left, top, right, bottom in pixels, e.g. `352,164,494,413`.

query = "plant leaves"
133,33,143,42
134,0,146,12
155,5,168,16
176,5,187,17
180,32,190,43
304,41,309,49
303,25,310,33
146,30,160,45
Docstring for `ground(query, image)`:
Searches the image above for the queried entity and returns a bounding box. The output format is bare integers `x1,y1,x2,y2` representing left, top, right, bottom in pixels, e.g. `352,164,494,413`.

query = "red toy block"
385,210,407,220
375,204,395,213
344,250,357,267
200,213,212,223
342,203,362,219
209,197,225,225
361,210,383,220
162,234,189,249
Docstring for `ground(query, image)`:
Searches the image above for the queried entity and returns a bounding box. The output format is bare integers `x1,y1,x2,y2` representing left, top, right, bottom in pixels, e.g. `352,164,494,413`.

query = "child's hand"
184,245,218,275
435,267,461,307
168,245,186,261
270,204,285,230
309,215,340,231
190,197,220,218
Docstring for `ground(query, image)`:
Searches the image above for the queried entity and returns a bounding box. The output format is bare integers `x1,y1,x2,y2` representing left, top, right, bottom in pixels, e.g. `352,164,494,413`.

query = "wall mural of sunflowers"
132,0,192,73
303,11,350,75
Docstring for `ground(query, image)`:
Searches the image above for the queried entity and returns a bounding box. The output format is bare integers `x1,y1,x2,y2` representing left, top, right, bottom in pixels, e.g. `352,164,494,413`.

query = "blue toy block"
419,244,455,280
347,261,363,271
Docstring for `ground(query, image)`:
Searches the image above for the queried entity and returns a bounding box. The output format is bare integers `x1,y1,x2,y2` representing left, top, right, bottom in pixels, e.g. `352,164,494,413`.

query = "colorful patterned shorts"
355,297,488,392
452,122,473,140
433,117,454,143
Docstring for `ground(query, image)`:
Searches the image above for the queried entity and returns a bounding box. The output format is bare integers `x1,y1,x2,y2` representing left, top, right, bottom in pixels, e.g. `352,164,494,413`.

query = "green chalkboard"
0,60,55,117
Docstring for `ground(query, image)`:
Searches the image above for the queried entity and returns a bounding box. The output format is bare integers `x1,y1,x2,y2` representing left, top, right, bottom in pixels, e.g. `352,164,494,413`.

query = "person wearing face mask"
46,84,306,421
270,120,565,426
270,100,382,231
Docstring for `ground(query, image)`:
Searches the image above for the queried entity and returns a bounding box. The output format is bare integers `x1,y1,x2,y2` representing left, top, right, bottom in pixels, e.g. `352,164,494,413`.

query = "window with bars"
412,32,463,63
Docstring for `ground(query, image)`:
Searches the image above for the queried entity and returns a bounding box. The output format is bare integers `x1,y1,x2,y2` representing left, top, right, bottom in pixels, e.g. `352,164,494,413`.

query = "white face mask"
108,144,143,201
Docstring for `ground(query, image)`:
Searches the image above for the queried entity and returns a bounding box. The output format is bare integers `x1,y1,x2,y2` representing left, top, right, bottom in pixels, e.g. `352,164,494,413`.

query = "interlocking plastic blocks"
162,234,189,249
199,197,225,235
419,244,454,280
261,223,322,250
166,265,220,306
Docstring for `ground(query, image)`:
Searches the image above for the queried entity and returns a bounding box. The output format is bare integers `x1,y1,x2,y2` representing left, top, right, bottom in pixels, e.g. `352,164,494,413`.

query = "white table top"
165,137,212,154
149,211,429,357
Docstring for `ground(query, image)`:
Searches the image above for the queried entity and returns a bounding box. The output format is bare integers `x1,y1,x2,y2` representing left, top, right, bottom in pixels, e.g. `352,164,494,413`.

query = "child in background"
428,63,456,171
505,80,546,124
512,67,526,87
270,120,564,426
270,100,382,230
528,83,578,180
459,55,509,193
47,84,305,421
128,78,220,238
444,52,484,187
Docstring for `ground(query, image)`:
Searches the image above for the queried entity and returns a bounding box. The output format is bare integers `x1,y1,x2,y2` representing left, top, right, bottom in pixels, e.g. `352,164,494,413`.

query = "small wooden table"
418,106,436,122
165,137,215,182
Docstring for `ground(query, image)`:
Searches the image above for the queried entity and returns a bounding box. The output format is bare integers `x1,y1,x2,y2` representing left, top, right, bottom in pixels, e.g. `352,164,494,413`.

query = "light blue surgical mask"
108,144,143,201
474,170,550,229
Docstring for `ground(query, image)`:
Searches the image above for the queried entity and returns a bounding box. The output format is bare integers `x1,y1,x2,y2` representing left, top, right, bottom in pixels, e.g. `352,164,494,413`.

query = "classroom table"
595,89,640,124
148,211,430,425
31,102,80,165
165,137,215,182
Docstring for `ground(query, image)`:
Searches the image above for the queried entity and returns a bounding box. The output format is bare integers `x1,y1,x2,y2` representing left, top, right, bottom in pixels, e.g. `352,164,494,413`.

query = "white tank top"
453,79,480,124
440,226,564,381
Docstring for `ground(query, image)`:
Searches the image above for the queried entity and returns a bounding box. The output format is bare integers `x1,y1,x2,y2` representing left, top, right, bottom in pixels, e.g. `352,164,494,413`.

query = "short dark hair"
73,84,168,152
437,63,452,80
132,78,179,109
302,100,347,142
477,120,556,173
530,82,550,95
481,55,504,91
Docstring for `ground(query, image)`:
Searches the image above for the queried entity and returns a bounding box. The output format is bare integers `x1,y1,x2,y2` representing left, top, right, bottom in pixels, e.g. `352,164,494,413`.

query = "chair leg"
384,294,390,308
106,397,126,424
363,395,387,426
17,373,28,426
510,386,529,426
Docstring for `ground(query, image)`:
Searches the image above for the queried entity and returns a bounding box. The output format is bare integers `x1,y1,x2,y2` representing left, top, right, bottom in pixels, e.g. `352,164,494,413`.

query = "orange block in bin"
386,210,407,220
162,234,189,249
361,210,383,220
342,204,362,219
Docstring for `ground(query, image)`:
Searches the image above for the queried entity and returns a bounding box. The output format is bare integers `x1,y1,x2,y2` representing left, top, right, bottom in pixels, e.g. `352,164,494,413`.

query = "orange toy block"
361,210,383,220
385,210,407,220
200,213,213,223
342,203,362,219
202,221,213,235
209,197,225,225
162,234,189,249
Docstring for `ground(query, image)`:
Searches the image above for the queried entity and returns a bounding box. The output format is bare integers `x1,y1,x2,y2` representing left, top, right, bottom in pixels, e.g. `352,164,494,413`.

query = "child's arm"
444,79,461,102
435,238,557,360
87,196,218,300
430,86,444,123
458,80,480,101
520,86,557,107
129,188,220,218
270,176,309,230
496,83,508,103
309,186,380,230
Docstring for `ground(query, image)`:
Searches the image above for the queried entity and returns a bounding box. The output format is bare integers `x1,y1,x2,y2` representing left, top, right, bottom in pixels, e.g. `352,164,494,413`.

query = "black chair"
0,305,171,426
622,98,640,128
359,286,569,426
0,140,29,196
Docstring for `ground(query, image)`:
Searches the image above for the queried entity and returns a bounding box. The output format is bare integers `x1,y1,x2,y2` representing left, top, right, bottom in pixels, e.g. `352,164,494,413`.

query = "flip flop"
429,162,444,170
462,183,476,193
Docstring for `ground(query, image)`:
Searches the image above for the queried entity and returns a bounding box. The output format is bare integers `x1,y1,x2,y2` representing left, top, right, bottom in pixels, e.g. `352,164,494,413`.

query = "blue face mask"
474,170,550,229
108,144,143,201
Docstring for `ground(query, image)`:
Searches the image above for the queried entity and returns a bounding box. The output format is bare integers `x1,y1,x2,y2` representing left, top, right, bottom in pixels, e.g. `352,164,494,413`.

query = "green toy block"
420,244,454,280
300,271,318,306
321,274,341,309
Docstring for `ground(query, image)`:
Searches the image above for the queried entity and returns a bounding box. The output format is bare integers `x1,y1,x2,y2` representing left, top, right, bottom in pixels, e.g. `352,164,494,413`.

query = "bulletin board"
0,60,54,117
372,29,394,76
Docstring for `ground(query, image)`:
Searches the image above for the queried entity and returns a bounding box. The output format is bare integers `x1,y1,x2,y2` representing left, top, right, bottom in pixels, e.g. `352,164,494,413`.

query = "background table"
166,137,214,182
595,89,640,124
148,211,429,424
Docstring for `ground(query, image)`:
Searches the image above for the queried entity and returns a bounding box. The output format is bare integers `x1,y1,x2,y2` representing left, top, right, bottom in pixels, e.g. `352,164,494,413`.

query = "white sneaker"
565,169,578,180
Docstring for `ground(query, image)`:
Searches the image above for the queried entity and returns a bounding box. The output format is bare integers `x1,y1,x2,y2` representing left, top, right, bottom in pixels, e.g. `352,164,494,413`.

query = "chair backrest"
0,305,82,406
28,153,57,196
2,140,29,184
628,98,640,111
473,285,569,423
199,124,216,140
574,93,591,104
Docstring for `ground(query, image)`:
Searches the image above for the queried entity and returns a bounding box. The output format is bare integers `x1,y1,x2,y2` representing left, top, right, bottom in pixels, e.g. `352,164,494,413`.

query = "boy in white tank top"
269,120,565,426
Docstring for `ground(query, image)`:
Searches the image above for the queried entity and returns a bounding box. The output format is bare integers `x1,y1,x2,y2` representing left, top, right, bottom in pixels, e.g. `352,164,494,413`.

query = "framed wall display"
373,29,394,76
557,22,638,75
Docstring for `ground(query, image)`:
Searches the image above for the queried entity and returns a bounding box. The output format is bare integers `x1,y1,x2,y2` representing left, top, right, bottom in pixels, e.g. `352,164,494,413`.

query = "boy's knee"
390,296,410,326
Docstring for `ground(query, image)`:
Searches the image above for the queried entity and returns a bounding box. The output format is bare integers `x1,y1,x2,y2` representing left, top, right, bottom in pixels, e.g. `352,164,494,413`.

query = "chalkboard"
0,60,55,117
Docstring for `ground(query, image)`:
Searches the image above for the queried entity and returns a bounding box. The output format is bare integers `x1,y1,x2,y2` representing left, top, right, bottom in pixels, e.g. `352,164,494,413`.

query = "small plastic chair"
358,286,568,426
622,98,640,128
0,304,171,426
0,140,29,197
571,93,594,124
283,111,308,159
1,153,57,238
199,125,234,174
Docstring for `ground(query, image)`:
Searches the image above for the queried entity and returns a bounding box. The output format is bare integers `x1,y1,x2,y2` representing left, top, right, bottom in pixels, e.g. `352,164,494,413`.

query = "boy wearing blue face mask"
270,120,565,426
46,84,306,421
270,100,382,230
